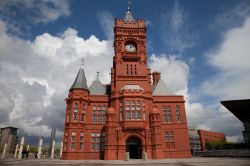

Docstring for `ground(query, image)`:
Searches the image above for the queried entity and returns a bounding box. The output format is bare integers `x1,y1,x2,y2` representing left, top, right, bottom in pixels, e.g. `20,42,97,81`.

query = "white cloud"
0,19,113,138
97,11,114,39
204,17,250,100
161,0,196,53
0,0,71,35
149,54,189,92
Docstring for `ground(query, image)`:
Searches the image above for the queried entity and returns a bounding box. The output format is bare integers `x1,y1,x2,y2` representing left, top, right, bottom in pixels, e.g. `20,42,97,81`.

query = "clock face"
125,43,136,52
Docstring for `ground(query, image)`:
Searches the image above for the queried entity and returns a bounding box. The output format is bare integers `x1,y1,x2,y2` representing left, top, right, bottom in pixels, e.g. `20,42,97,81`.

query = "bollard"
18,136,25,159
1,143,7,159
143,152,148,160
14,144,19,158
124,152,130,161
60,142,63,158
37,137,43,159
50,140,55,159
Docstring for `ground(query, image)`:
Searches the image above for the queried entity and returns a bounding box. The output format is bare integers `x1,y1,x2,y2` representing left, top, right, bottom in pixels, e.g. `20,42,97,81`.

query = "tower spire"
70,58,88,91
124,0,134,21
127,0,132,14
96,71,100,80
80,58,84,69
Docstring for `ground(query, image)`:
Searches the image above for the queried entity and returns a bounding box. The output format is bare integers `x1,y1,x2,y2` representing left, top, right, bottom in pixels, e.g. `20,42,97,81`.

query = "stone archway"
126,136,142,159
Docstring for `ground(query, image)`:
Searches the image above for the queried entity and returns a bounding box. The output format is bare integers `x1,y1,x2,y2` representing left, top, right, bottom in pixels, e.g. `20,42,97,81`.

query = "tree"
205,140,227,150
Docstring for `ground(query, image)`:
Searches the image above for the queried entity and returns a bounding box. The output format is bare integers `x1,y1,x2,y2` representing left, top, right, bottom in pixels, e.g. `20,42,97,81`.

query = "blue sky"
0,0,250,144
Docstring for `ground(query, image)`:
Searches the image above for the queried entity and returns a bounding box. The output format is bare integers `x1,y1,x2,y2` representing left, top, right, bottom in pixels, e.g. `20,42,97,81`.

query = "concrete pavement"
0,157,250,166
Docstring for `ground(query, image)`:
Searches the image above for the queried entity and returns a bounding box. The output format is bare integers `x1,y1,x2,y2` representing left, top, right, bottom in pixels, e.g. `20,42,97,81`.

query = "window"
120,101,123,121
126,64,129,75
134,64,137,75
165,131,175,149
132,111,136,120
81,103,86,122
79,142,83,150
71,131,76,142
130,64,133,75
64,132,68,151
80,132,84,141
92,105,106,124
73,103,78,122
102,106,106,123
176,105,181,123
131,100,135,110
124,100,142,120
70,143,75,150
125,100,130,110
126,110,130,120
70,131,76,151
66,112,70,123
162,106,172,123
91,133,100,151
79,132,84,150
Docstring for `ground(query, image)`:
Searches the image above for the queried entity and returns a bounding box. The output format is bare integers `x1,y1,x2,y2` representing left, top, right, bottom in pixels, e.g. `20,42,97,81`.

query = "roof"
89,78,106,95
0,126,18,130
221,99,250,123
70,68,88,91
124,11,135,22
152,78,174,96
123,1,135,22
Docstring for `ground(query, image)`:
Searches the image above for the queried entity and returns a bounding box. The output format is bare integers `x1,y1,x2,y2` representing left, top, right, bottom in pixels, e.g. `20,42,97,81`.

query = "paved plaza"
0,157,250,166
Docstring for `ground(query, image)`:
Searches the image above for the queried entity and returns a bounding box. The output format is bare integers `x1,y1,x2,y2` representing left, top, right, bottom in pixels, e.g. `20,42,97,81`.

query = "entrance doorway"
126,137,142,159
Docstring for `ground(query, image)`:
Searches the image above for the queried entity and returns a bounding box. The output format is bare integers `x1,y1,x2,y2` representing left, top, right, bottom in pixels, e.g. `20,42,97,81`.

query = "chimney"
152,71,161,86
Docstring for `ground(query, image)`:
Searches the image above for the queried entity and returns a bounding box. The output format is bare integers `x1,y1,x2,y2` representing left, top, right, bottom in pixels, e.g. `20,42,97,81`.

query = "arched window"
136,100,141,119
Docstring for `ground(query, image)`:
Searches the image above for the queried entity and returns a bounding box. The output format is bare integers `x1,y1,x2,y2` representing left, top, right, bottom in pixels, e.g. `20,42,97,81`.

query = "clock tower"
62,1,191,160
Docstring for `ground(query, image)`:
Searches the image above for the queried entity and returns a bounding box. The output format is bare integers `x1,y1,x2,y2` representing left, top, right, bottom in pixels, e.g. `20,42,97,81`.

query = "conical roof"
70,68,88,91
152,78,174,96
89,76,106,95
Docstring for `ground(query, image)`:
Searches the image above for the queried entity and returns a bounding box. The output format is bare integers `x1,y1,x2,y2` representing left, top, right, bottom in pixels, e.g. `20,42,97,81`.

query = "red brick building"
61,5,191,160
198,129,226,150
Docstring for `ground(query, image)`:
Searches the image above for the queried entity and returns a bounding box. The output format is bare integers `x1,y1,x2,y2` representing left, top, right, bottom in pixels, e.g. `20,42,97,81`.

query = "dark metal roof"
221,99,250,123
89,78,106,95
70,68,88,91
124,11,135,22
152,78,174,96
123,0,135,22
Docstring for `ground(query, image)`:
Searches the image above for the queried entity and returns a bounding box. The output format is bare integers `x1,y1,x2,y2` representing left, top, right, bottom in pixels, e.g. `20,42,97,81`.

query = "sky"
0,0,250,145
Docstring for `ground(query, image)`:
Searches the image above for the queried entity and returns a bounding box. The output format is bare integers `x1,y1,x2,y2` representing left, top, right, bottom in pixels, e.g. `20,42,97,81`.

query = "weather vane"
97,71,100,79
127,0,132,13
81,58,85,68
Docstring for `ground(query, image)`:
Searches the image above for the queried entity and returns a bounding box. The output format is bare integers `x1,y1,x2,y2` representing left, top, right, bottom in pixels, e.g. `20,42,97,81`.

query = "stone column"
14,144,19,158
18,136,25,159
1,143,7,159
37,137,43,159
59,142,63,158
50,140,55,159
26,145,29,152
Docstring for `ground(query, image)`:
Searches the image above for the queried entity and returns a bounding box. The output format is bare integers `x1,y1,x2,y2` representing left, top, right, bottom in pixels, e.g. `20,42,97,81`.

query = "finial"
97,71,100,79
80,58,84,69
124,0,135,21
127,0,132,13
